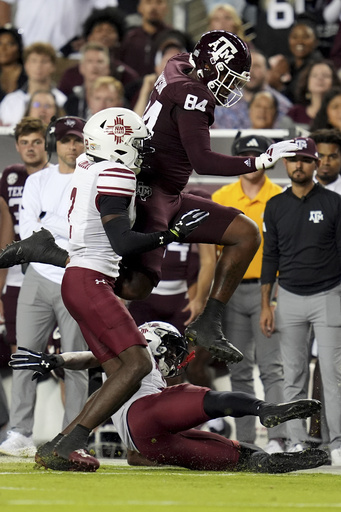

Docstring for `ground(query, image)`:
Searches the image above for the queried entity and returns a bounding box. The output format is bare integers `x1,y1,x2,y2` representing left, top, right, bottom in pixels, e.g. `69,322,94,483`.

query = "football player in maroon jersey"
116,30,298,363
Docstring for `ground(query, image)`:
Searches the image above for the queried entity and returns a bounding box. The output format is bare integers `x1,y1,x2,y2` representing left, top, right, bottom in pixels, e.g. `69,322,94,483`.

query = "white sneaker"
0,431,36,457
331,447,341,466
287,443,304,453
264,439,285,454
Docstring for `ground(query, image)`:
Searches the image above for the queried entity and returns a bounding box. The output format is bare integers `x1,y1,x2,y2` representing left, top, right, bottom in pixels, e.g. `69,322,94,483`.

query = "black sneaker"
259,399,322,428
0,228,68,268
247,449,328,473
185,317,243,364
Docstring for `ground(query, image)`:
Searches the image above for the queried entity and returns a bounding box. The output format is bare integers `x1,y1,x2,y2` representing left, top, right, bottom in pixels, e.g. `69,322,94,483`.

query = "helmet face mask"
84,107,151,173
191,30,251,108
138,321,189,378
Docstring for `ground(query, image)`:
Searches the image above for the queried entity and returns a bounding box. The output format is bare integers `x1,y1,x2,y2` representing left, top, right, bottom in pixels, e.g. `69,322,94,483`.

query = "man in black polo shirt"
260,136,341,465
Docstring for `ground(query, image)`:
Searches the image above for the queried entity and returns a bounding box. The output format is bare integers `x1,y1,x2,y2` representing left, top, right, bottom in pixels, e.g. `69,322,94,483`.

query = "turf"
1,461,341,512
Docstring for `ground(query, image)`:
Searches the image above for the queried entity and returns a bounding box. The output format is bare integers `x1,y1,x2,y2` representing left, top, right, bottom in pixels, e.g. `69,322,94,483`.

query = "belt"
241,278,260,284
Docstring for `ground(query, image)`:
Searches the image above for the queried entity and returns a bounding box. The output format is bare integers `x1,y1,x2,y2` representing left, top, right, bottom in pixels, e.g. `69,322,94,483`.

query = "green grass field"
1,460,341,512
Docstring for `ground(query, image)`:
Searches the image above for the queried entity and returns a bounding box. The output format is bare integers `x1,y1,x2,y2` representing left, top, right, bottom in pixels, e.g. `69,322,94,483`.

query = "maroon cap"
54,117,85,141
292,137,319,160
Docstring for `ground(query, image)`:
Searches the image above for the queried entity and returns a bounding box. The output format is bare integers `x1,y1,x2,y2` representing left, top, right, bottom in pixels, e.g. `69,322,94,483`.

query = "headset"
45,115,86,161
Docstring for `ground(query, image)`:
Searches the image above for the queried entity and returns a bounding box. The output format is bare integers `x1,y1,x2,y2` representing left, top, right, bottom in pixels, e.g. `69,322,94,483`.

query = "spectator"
287,60,340,130
0,117,49,358
0,42,67,126
207,4,249,42
283,19,323,103
260,136,341,465
0,0,119,54
0,24,26,103
311,86,341,131
213,133,286,453
267,54,292,95
23,90,65,124
63,42,110,118
59,7,138,97
248,90,294,130
0,116,89,457
87,76,124,118
311,128,341,193
119,0,172,77
213,49,292,130
245,4,336,59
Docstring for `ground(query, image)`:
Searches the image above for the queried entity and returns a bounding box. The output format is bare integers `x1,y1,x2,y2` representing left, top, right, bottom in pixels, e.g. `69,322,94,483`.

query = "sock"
204,390,265,418
54,424,92,459
202,298,225,322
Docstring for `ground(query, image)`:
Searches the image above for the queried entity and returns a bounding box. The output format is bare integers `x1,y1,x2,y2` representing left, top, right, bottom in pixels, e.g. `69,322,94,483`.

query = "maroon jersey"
0,164,28,240
141,53,257,195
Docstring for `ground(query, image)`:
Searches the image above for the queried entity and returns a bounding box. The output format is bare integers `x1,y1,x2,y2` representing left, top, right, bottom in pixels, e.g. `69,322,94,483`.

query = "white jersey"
111,346,166,451
67,154,136,278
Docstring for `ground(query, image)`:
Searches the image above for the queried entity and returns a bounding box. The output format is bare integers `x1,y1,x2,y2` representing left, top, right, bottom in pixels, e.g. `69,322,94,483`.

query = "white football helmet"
138,321,189,378
84,107,151,173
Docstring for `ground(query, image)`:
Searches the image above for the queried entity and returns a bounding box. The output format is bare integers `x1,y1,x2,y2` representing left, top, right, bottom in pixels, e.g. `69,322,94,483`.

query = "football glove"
169,209,209,242
9,347,64,381
255,140,299,170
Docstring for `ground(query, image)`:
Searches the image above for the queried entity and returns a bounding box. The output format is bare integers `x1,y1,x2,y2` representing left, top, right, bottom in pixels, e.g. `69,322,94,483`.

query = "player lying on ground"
10,321,328,473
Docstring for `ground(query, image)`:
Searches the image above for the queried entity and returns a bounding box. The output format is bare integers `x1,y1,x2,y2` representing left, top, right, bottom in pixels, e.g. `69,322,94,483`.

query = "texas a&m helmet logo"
208,36,238,65
104,115,134,144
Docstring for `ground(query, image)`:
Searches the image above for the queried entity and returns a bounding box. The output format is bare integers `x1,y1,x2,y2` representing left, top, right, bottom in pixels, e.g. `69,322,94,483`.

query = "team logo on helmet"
208,36,238,64
105,115,134,144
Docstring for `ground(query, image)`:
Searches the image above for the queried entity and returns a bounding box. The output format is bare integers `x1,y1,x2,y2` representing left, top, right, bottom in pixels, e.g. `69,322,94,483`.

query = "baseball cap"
292,137,319,160
232,134,273,156
54,117,85,141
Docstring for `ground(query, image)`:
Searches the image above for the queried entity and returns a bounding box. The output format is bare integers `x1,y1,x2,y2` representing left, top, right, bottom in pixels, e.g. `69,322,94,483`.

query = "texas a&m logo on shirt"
105,115,133,144
208,36,238,64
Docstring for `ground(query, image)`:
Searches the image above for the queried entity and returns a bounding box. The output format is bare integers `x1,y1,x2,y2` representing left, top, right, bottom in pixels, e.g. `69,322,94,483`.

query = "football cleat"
0,228,68,268
185,315,243,364
259,399,322,428
247,449,328,473
67,449,100,472
35,441,71,471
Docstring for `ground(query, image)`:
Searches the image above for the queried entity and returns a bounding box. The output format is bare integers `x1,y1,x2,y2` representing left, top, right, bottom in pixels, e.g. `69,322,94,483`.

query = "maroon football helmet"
190,30,251,107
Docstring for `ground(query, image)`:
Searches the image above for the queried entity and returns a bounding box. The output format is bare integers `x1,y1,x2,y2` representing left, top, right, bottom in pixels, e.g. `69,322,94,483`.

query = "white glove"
255,140,299,170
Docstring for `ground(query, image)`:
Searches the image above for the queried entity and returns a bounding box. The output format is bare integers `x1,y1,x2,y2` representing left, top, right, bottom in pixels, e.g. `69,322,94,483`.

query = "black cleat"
35,440,71,471
185,317,243,364
35,442,99,472
0,228,68,268
259,399,322,428
247,449,328,473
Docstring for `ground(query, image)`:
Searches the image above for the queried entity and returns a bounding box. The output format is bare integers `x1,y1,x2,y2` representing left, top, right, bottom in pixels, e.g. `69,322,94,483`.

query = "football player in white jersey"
2,107,208,471
10,321,328,473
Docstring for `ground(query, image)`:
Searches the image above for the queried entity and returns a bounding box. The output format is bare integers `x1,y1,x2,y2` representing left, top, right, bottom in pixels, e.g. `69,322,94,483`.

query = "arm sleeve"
99,195,176,256
260,201,280,285
175,106,258,176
